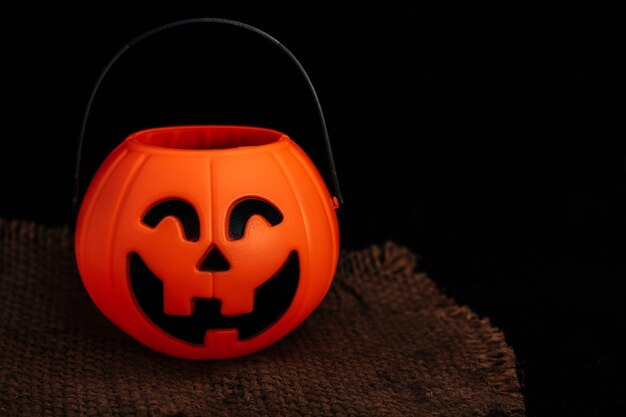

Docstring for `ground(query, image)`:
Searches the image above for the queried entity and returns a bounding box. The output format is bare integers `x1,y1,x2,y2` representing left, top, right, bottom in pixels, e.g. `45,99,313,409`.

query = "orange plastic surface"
75,126,340,359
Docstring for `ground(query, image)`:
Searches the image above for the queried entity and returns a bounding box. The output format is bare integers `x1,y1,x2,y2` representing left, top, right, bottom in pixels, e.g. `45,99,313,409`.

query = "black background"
1,3,624,416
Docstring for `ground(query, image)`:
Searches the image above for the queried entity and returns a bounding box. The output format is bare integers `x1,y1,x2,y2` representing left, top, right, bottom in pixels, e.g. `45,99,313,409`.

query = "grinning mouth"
128,251,299,345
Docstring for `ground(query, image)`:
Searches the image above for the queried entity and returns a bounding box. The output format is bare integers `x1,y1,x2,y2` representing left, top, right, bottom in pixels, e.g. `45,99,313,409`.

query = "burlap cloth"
0,219,525,416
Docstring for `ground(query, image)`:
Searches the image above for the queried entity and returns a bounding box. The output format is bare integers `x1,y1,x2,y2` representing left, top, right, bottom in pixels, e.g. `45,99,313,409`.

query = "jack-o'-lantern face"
75,126,339,359
129,197,299,344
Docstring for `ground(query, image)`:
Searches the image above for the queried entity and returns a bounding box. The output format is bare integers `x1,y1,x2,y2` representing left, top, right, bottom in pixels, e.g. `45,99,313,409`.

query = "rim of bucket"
126,125,290,154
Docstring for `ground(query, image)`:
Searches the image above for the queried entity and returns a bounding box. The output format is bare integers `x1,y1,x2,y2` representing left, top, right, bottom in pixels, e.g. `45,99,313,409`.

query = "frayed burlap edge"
338,242,522,398
0,218,71,248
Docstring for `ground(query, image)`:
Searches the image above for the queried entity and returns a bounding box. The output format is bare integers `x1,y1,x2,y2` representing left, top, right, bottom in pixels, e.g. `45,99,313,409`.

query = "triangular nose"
198,245,230,272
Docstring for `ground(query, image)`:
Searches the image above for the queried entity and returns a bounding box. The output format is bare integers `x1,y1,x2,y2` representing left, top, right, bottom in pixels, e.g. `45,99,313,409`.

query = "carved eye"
228,198,283,240
143,199,200,241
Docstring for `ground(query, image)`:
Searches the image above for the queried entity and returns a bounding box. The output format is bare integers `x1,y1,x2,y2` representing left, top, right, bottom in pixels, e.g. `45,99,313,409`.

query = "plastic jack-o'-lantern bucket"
74,19,342,360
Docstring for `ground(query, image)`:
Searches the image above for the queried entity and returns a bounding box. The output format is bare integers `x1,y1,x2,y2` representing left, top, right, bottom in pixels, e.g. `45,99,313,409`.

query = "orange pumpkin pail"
74,19,341,359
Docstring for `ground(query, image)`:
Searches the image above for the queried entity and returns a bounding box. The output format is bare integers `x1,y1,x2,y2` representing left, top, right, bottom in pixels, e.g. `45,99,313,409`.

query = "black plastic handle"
73,17,343,212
